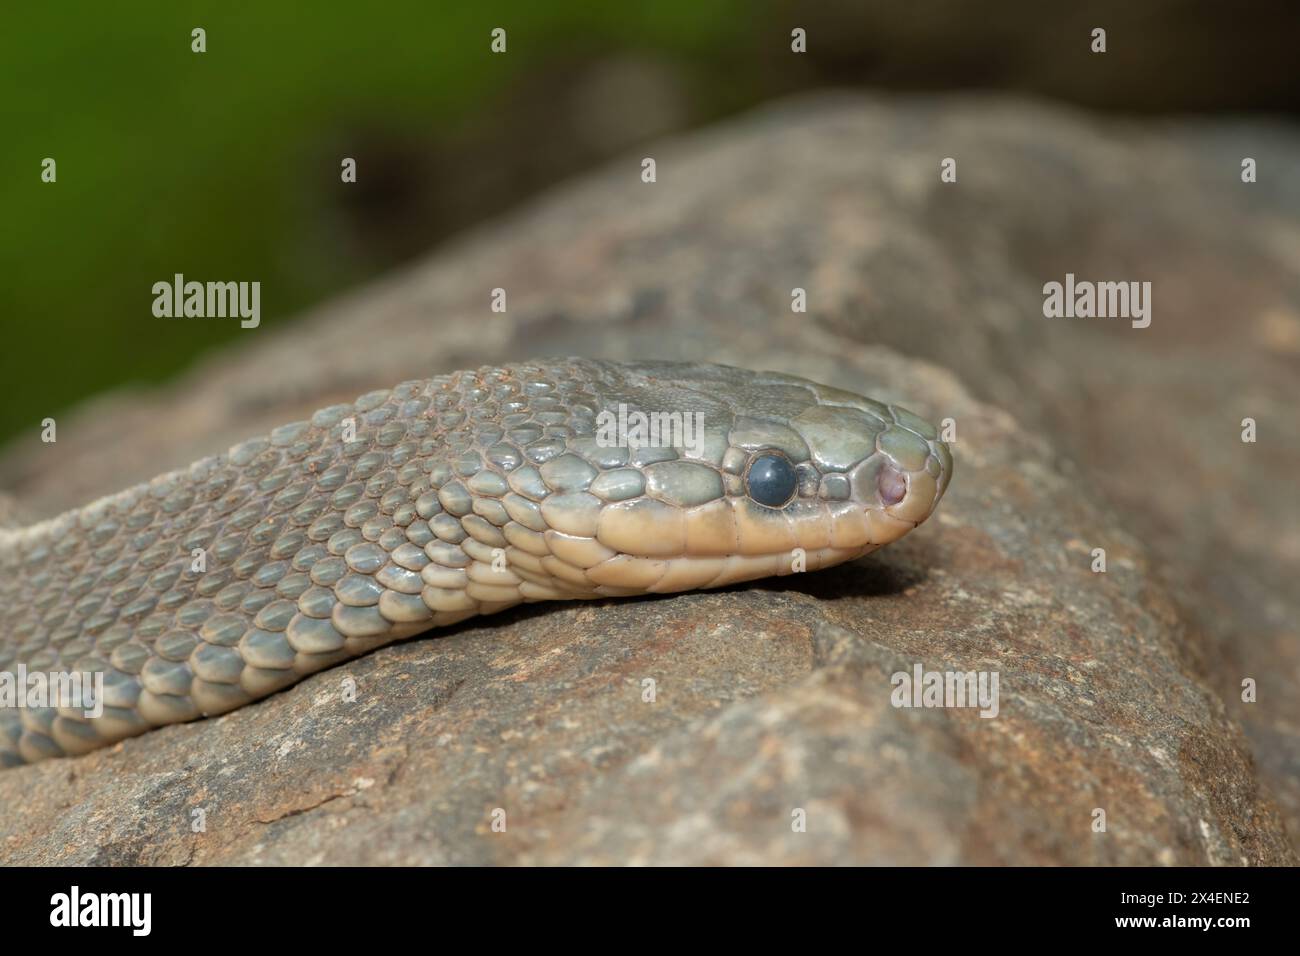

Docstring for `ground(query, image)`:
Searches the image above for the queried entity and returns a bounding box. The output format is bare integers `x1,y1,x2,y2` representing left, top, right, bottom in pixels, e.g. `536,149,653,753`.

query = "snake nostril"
877,463,907,506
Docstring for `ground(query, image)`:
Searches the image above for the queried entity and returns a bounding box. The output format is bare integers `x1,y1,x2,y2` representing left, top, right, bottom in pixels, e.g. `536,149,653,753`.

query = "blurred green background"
2,1,1294,448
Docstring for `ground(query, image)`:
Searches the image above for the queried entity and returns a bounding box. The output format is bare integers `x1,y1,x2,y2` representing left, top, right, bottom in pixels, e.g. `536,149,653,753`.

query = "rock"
1,350,1290,864
1,93,1295,863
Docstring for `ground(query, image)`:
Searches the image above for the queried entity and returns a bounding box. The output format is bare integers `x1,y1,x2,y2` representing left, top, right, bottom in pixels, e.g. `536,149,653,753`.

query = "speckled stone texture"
1,93,1295,863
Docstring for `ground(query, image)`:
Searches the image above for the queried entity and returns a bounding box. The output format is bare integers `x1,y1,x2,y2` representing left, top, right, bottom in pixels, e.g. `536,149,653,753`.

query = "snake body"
0,359,951,768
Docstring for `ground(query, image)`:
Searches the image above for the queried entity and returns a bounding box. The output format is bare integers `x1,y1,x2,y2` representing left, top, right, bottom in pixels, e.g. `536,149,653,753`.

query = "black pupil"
746,454,797,507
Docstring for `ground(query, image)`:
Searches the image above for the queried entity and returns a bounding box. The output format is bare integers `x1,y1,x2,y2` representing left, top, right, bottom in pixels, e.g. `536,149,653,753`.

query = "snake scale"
0,359,952,768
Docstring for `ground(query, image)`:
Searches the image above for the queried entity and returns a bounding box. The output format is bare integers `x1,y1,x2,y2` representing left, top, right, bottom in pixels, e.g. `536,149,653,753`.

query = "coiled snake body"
0,359,952,768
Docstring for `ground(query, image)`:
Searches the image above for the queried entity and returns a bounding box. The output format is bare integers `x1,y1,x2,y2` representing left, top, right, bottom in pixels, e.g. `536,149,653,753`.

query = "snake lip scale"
0,358,953,768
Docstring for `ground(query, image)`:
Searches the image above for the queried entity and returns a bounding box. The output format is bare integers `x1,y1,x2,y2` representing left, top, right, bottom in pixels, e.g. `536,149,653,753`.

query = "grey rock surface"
1,93,1295,863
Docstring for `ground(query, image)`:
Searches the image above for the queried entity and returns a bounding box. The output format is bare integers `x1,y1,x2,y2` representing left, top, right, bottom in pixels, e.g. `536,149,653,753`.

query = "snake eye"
744,452,798,508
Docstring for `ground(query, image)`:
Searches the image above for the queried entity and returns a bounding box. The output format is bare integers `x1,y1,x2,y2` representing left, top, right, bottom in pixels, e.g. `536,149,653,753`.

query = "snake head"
553,360,953,592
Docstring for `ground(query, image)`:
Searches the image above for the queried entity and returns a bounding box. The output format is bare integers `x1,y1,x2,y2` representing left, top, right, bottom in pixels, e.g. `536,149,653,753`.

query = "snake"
0,359,952,768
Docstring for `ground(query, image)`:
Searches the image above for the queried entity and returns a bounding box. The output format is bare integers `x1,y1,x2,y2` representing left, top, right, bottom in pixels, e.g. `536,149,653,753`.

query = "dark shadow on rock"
765,556,928,600
379,552,926,654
